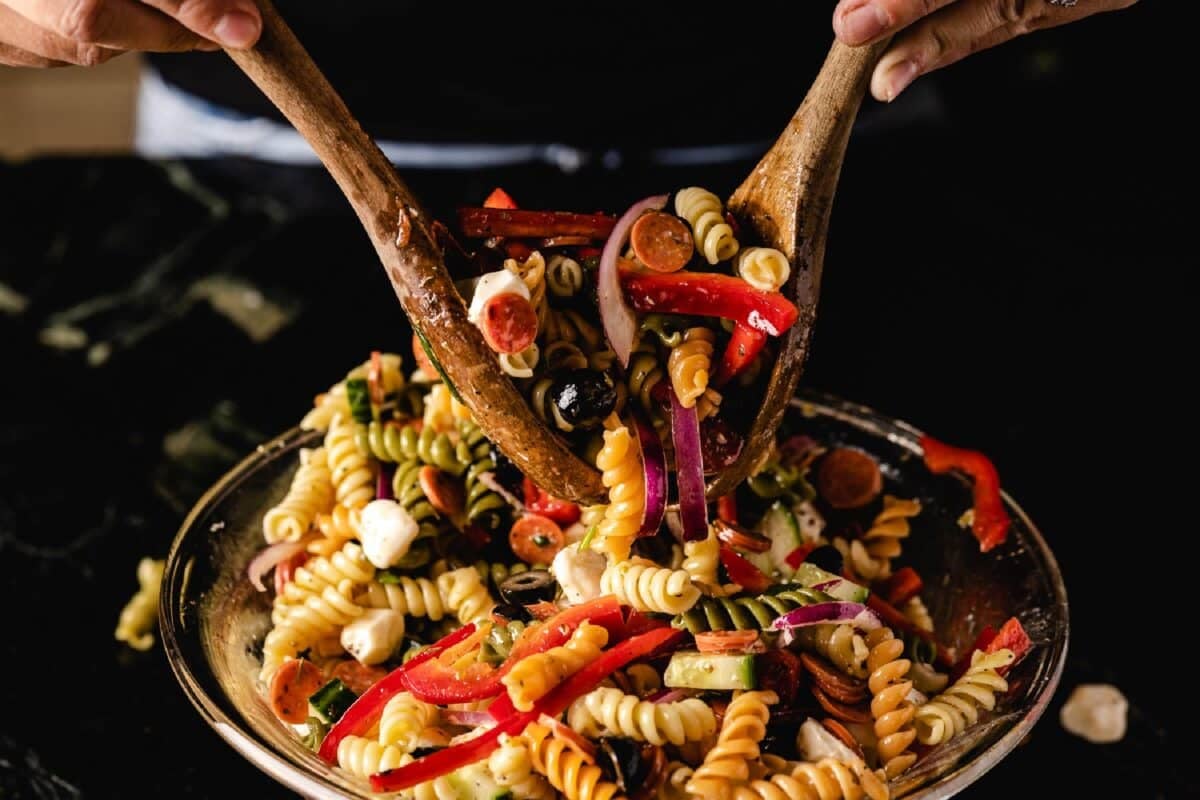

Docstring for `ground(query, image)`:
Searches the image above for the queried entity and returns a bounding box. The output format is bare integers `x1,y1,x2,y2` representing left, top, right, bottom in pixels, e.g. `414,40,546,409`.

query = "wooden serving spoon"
227,0,883,502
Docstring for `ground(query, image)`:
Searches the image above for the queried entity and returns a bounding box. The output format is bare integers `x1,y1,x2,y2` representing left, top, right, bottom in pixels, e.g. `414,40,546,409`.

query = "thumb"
140,0,262,49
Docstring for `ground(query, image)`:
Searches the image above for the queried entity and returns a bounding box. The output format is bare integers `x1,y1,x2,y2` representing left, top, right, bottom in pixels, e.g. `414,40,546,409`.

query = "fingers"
3,0,205,53
0,3,121,65
834,0,958,46
870,0,1141,101
139,0,261,49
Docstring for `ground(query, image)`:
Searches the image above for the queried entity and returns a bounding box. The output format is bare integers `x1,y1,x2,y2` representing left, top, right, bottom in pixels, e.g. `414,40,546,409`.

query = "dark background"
1,3,1190,797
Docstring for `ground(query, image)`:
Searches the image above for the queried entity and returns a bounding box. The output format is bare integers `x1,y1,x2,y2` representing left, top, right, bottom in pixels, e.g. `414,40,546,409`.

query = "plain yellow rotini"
379,691,438,751
667,328,721,420
866,627,917,778
674,187,739,265
502,622,608,712
846,496,922,581
903,595,934,632
307,504,361,558
263,446,335,544
914,648,1014,746
422,382,472,433
542,309,604,354
436,566,495,625
336,735,408,778
682,527,732,596
500,343,541,379
354,574,446,619
593,416,644,563
114,557,165,651
275,540,376,613
506,250,548,326
599,559,700,615
567,687,716,746
735,247,791,293
489,735,556,800
622,663,662,696
796,623,870,679
626,341,666,417
657,762,694,800
739,756,890,800
325,414,377,509
685,690,777,797
546,253,585,299
301,354,406,433
523,722,625,800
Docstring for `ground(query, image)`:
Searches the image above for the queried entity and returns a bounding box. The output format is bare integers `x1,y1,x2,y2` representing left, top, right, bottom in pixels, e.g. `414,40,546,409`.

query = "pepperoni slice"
508,514,566,565
810,684,873,724
479,292,538,355
694,630,762,654
757,649,803,706
412,332,437,378
800,653,867,704
419,465,465,516
269,658,325,723
713,519,771,553
821,718,866,760
816,448,883,510
630,211,693,273
330,659,390,695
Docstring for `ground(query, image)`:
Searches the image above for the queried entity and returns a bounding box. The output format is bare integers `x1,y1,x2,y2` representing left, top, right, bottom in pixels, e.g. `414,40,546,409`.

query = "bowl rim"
160,389,1069,800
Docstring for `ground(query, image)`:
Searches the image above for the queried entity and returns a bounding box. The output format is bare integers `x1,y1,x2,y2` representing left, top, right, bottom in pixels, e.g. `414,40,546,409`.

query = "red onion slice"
599,194,668,367
443,710,495,727
771,602,882,632
247,536,313,592
478,471,525,513
670,392,708,542
632,409,667,538
376,462,395,501
650,689,688,704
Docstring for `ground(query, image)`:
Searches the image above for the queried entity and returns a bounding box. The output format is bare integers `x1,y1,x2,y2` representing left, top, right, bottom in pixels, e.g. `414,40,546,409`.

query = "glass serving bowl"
161,390,1068,799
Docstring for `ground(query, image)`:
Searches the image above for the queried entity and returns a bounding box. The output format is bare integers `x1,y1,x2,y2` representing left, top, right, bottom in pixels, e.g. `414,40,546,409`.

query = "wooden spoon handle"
710,39,889,499
226,0,605,501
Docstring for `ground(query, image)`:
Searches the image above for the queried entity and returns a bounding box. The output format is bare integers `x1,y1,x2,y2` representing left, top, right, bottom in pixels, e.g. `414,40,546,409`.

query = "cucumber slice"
413,326,464,402
793,562,870,604
445,763,511,800
664,651,756,691
753,502,803,578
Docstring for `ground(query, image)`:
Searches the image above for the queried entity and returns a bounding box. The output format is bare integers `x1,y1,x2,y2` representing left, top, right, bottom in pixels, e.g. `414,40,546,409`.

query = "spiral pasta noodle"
489,736,556,800
735,247,791,293
523,722,624,800
500,343,541,379
459,421,511,533
543,309,604,353
914,648,1014,746
567,687,716,746
599,559,700,615
357,574,446,621
423,381,472,433
673,586,829,634
592,417,644,563
746,757,890,800
436,566,496,625
325,414,377,509
546,253,586,299
502,621,608,712
621,663,662,696
263,446,335,543
796,624,870,679
681,528,732,596
114,557,165,651
866,627,917,778
273,541,376,615
506,250,549,326
337,735,407,778
656,762,694,800
308,504,361,558
356,421,470,476
391,459,442,541
379,691,438,751
839,496,922,581
627,342,666,418
903,595,934,632
674,187,739,265
685,690,776,796
667,327,721,420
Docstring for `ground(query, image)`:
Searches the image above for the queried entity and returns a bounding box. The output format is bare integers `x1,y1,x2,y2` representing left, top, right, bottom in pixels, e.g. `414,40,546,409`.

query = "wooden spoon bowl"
227,0,883,503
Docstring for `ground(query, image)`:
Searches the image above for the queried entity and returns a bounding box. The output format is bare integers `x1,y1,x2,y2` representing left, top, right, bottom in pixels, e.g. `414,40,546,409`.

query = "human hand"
832,0,1138,102
0,0,261,67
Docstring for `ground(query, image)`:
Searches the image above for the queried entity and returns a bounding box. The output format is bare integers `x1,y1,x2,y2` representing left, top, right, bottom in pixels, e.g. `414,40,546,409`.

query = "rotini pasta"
866,627,917,778
542,309,604,353
567,687,716,746
357,574,446,621
502,621,608,711
839,496,922,581
379,691,438,751
746,756,890,800
599,559,700,615
681,527,731,596
914,648,1014,746
903,595,934,632
796,624,870,679
546,253,585,299
459,421,511,533
674,186,738,264
735,247,791,293
436,566,495,625
626,341,666,418
391,459,442,541
685,690,776,796
337,735,408,778
507,250,549,326
672,586,829,634
667,327,721,420
308,504,361,558
325,414,377,510
523,722,624,800
593,416,644,563
263,446,335,543
500,343,541,379
490,735,556,800
423,381,472,433
356,420,470,475
114,557,165,651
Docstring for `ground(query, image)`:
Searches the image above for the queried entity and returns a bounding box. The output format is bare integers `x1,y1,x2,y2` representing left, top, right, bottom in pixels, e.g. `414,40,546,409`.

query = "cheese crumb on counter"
1060,683,1128,743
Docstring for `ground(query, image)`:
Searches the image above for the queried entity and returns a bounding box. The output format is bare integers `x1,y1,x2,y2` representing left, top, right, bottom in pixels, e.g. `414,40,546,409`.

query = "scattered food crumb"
1060,683,1127,743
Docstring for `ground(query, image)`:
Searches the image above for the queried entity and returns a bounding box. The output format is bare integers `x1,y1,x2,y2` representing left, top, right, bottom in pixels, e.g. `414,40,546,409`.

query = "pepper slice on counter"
619,270,799,337
459,207,617,240
920,435,1010,553
714,323,768,387
370,626,683,792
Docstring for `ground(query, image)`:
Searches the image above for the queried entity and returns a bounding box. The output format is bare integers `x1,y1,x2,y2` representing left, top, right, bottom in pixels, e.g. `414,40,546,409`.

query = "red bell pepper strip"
866,594,956,671
879,567,924,607
484,187,519,210
714,323,768,387
522,477,582,526
372,627,683,793
318,623,477,763
401,597,624,704
953,616,1031,679
504,240,534,261
784,543,817,570
719,545,771,594
619,270,799,338
920,435,1011,553
716,494,738,525
459,208,616,240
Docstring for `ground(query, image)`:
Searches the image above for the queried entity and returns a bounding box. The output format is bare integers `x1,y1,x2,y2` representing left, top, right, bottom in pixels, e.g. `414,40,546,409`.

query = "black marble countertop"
0,8,1189,797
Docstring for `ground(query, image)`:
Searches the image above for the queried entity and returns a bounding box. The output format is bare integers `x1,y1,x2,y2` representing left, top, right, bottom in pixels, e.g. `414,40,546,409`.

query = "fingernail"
883,59,920,102
838,2,890,45
213,10,260,49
